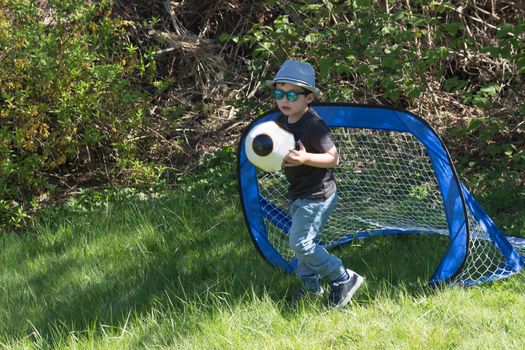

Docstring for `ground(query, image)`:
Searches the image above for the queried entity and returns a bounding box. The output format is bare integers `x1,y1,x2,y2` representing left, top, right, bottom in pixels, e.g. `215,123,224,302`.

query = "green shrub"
0,0,156,229
241,1,445,105
241,1,523,111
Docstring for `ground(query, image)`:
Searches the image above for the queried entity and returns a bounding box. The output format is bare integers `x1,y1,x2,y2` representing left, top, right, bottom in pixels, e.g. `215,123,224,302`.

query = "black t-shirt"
277,108,337,200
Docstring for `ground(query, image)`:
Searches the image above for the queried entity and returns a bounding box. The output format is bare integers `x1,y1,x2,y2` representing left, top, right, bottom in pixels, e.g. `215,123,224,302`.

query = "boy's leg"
295,273,324,298
288,193,346,285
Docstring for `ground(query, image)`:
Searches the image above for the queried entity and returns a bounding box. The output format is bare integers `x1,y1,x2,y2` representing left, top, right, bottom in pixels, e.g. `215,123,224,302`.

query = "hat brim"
265,79,321,97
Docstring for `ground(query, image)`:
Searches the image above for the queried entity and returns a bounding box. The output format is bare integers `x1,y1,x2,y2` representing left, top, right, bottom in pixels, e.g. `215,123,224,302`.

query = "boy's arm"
284,140,339,168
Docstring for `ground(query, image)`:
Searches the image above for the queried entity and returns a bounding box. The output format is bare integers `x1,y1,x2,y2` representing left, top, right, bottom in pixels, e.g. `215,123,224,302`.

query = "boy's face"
273,82,314,119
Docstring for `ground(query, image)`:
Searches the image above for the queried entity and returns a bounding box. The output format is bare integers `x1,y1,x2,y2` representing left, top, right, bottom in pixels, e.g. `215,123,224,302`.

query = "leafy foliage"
179,147,237,195
0,0,157,229
241,1,523,109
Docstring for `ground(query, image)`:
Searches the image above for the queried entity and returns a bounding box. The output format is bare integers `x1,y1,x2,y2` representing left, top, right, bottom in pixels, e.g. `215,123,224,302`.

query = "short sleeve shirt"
277,108,337,200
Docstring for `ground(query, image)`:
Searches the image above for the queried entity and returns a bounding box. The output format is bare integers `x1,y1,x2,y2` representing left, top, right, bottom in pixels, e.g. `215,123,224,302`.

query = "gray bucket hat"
266,60,321,97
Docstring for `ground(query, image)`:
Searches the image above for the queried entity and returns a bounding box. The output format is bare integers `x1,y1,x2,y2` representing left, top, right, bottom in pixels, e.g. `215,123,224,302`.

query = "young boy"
267,60,364,308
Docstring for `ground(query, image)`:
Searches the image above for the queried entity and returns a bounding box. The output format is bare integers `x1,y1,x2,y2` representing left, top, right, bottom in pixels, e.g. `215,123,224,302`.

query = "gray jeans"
288,192,345,287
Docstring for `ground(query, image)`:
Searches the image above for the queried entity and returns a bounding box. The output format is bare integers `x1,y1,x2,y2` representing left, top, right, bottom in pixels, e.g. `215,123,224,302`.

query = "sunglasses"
271,89,309,102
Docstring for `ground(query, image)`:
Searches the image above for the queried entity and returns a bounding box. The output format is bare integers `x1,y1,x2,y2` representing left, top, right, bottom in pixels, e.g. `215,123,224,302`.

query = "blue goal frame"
237,103,524,286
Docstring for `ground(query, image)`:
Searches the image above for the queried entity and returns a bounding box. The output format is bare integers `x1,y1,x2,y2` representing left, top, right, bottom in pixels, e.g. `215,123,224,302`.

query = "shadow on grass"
1,190,290,344
1,190,452,345
334,234,449,295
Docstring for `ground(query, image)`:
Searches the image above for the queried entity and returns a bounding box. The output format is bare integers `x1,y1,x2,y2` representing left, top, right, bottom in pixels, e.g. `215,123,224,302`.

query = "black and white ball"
245,121,295,172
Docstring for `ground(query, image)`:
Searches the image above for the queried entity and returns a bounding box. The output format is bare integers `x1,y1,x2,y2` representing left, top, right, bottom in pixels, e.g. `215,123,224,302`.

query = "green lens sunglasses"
272,89,309,102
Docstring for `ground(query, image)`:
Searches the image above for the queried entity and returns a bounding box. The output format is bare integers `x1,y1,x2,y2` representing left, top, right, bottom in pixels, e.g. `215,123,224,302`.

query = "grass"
1,186,525,349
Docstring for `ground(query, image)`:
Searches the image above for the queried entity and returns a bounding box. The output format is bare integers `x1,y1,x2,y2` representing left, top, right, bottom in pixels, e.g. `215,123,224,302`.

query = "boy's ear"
306,92,315,104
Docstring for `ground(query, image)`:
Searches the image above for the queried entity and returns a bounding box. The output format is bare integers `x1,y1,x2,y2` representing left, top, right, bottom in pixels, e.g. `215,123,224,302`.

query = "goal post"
237,103,524,286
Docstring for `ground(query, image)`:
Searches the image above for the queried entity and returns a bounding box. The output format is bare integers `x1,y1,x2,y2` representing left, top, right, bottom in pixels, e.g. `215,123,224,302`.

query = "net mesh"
256,127,513,285
448,211,508,285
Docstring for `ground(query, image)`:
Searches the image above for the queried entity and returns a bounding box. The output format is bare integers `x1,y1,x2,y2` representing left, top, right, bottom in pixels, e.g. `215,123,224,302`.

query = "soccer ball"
245,121,295,172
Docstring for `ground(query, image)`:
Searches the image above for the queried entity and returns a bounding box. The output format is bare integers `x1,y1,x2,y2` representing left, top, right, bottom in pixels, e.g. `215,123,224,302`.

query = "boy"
267,60,364,308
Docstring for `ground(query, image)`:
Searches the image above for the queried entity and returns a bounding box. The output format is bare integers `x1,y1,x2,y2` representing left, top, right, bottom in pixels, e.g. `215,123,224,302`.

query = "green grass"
1,188,525,349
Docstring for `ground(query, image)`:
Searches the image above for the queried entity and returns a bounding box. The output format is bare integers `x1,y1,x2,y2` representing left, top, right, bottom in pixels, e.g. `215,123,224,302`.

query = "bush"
241,1,524,109
0,0,156,229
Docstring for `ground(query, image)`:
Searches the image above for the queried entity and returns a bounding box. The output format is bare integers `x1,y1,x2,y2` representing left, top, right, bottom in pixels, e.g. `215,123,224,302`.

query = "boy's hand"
283,142,339,169
284,140,309,167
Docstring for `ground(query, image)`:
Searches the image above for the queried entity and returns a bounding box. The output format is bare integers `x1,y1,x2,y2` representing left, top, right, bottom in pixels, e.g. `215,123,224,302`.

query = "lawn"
1,187,525,349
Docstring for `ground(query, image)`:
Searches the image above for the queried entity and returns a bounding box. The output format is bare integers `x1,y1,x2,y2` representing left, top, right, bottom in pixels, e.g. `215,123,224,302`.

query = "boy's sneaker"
329,269,364,308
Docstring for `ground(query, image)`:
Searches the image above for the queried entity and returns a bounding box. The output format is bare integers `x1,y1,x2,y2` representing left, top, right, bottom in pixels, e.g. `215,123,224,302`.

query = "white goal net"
256,127,522,286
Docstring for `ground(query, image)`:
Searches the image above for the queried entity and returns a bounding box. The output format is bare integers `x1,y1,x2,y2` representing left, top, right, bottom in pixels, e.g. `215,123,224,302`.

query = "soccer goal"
237,103,525,286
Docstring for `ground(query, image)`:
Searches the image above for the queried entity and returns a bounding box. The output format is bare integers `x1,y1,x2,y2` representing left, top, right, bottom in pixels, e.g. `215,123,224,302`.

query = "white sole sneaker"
332,270,364,309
